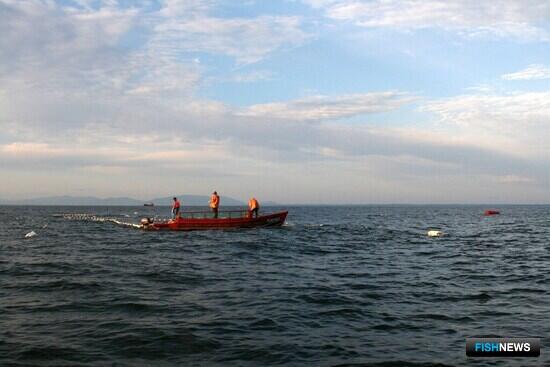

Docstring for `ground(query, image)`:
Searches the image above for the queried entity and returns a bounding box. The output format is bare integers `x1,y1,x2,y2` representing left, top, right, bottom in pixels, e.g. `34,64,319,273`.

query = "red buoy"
483,210,500,216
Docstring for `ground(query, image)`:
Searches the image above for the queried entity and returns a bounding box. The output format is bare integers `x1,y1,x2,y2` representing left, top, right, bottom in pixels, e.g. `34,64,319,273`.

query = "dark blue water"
1,205,549,366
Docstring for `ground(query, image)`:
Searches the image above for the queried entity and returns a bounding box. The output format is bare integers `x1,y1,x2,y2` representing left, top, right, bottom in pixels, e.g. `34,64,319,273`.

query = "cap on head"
173,197,177,200
213,191,217,194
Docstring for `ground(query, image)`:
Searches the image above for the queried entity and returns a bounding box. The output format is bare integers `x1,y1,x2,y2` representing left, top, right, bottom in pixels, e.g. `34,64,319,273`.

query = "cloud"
422,92,550,127
304,0,550,41
0,139,236,173
154,14,309,64
0,1,137,66
0,0,309,98
227,70,274,83
502,64,550,80
1,1,550,203
495,175,535,184
236,92,415,121
420,91,550,157
0,0,311,137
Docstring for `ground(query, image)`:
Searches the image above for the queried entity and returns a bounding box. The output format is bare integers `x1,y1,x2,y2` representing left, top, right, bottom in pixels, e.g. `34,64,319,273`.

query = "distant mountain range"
0,194,266,206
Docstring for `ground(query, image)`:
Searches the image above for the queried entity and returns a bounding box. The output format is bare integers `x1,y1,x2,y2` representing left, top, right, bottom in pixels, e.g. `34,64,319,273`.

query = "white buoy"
25,231,37,238
427,230,443,237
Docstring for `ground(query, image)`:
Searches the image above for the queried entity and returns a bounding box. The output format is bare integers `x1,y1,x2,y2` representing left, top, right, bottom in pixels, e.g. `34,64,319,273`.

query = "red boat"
483,210,500,216
141,210,288,231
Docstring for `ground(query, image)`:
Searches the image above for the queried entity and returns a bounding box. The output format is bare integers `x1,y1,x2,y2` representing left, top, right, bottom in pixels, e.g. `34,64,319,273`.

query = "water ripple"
1,205,550,366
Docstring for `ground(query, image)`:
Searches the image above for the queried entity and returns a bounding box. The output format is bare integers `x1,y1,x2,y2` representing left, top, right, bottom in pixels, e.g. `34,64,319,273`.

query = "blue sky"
0,0,549,203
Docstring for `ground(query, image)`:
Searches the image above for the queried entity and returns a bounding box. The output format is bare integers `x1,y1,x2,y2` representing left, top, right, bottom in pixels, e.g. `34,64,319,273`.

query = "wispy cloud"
0,0,309,97
495,175,535,184
422,92,550,127
228,70,274,83
0,0,139,88
236,92,415,121
153,14,309,65
1,0,549,203
421,91,550,156
304,0,550,41
502,64,550,80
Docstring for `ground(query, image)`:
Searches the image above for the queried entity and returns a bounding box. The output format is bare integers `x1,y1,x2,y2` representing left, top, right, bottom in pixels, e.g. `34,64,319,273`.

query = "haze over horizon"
1,0,549,204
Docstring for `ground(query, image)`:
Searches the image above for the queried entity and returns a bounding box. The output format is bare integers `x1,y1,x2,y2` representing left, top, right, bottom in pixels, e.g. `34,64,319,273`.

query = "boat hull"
145,211,288,231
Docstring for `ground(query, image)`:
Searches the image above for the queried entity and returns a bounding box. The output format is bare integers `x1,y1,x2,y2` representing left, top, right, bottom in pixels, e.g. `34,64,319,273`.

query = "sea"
1,205,549,366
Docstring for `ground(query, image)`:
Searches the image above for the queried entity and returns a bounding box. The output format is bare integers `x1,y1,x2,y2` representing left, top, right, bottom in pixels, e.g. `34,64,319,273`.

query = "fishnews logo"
466,338,540,357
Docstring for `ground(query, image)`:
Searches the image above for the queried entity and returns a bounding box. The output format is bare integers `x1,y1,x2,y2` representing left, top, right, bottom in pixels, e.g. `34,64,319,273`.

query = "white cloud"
236,92,415,121
0,138,235,172
301,0,340,8
153,15,309,65
422,92,550,127
304,0,550,41
502,64,550,80
228,70,274,83
0,0,312,143
1,1,550,203
0,0,137,60
495,175,535,184
0,0,308,100
421,91,550,156
0,2,134,90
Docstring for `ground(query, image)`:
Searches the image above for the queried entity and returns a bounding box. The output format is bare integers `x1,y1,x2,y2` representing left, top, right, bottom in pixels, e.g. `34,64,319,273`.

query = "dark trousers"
249,208,258,218
172,208,180,219
212,207,218,218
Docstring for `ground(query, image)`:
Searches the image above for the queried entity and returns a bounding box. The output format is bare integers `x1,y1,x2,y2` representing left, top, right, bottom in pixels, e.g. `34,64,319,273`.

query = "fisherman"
171,197,181,219
209,191,220,218
248,197,259,218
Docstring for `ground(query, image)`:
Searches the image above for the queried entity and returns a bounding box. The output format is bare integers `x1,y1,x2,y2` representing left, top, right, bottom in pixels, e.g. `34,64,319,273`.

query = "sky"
0,0,549,204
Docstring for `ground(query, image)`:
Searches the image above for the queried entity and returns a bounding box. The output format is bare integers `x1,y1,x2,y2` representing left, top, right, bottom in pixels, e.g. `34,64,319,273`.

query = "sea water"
1,205,549,366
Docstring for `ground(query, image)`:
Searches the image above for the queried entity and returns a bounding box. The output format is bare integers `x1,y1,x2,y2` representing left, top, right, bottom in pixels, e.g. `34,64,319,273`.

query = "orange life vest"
249,198,259,210
210,194,220,209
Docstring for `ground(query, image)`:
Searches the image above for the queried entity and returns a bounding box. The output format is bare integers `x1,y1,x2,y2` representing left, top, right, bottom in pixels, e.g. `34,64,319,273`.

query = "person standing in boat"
248,197,259,218
209,191,220,218
171,197,181,219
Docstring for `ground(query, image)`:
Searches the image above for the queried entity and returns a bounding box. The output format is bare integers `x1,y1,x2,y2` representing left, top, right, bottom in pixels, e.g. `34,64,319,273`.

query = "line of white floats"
30,213,444,238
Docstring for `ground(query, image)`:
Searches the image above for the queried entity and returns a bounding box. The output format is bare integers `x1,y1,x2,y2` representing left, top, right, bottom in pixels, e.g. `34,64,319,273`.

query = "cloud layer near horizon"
1,0,549,203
